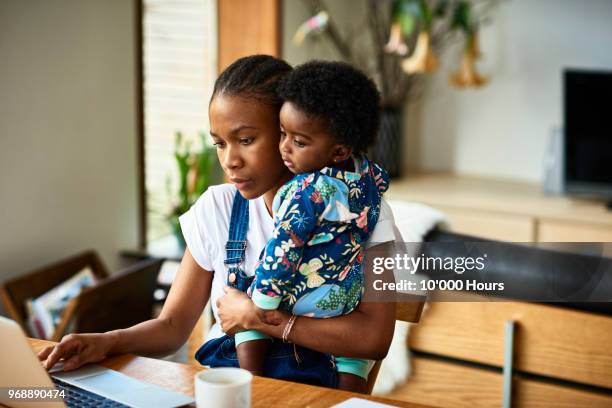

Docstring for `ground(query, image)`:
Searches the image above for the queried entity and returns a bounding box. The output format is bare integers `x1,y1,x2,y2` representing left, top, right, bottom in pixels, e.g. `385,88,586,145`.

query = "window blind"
143,0,217,242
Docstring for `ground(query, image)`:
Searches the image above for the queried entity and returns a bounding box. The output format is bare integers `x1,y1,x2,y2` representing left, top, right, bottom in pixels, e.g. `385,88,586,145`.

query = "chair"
0,250,163,341
366,297,425,394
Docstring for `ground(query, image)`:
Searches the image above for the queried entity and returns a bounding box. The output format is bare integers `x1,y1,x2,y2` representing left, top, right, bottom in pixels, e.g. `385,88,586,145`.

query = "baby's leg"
236,339,269,376
337,372,368,393
335,357,370,393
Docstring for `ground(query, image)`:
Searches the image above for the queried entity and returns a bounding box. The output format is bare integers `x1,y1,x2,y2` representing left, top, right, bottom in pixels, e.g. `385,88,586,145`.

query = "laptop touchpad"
76,371,148,394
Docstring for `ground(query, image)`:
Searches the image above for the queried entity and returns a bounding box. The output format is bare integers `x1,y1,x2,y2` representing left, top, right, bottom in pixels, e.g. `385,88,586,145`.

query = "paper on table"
332,397,399,408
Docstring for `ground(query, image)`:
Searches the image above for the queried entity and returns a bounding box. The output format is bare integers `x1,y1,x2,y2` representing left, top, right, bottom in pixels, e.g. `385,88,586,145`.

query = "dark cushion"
421,229,612,316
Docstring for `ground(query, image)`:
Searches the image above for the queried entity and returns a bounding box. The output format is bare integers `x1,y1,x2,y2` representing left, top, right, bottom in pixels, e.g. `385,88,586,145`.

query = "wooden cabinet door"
218,0,280,71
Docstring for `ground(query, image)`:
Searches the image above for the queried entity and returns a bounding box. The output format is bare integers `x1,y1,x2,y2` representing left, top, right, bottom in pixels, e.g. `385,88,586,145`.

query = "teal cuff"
234,330,272,346
335,357,372,380
252,289,282,310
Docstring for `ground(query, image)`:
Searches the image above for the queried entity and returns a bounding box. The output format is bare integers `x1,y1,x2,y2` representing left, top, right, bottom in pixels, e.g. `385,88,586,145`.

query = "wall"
415,0,612,181
0,0,139,304
282,0,612,182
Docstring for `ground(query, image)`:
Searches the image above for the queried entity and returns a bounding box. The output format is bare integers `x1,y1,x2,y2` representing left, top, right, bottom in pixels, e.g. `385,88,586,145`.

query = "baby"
236,60,389,393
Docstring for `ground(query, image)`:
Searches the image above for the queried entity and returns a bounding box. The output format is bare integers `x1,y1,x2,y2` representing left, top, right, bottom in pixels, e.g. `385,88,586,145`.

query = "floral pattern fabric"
250,155,389,318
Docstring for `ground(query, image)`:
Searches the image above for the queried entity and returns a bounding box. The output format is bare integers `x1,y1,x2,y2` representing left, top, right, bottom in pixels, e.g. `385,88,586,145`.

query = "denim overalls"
194,190,338,388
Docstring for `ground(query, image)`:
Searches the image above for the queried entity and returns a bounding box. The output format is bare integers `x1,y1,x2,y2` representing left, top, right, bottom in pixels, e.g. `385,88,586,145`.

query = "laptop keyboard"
52,377,130,407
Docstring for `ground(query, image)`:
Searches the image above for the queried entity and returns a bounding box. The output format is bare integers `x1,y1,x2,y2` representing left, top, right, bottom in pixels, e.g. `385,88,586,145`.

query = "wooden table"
29,339,434,408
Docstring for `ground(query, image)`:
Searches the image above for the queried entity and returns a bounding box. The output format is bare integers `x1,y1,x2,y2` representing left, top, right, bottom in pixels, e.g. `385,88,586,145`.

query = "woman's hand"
216,286,284,334
37,332,117,372
216,286,255,334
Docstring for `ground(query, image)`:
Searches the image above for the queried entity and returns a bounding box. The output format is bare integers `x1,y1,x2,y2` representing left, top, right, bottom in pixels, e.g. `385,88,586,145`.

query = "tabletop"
29,339,434,408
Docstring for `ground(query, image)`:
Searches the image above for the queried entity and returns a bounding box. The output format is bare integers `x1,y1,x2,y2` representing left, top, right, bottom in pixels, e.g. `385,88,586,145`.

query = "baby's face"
279,102,343,174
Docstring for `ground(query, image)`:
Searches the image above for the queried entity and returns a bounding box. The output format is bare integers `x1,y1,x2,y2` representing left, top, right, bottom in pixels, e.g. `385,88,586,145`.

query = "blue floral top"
250,155,389,318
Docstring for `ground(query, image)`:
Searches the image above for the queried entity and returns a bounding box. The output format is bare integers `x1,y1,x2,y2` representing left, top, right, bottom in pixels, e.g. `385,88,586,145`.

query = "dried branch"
366,0,388,100
295,0,501,107
303,0,353,61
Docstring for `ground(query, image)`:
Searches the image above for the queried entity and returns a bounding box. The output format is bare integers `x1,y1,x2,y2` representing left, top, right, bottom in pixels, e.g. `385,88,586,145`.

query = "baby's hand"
254,306,283,326
260,310,283,326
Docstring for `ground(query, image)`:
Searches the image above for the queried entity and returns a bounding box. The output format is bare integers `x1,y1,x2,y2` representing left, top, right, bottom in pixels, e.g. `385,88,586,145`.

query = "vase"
369,108,402,178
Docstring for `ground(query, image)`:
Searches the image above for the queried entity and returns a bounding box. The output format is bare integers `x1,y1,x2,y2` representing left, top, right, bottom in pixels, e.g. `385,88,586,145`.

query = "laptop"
0,316,195,408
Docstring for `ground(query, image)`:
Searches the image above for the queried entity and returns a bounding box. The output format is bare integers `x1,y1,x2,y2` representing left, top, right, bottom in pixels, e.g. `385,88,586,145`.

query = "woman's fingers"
42,334,110,371
222,286,242,296
218,286,234,307
63,342,98,371
62,353,83,371
42,344,71,370
220,320,237,335
42,336,81,370
37,345,55,361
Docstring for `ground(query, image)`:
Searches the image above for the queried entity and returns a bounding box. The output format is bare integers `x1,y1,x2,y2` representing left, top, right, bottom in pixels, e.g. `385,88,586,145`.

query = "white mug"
194,368,253,408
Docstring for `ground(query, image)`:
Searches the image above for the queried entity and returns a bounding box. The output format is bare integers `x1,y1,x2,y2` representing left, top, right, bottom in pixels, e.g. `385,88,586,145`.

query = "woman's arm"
40,249,212,370
217,242,397,361
110,248,213,355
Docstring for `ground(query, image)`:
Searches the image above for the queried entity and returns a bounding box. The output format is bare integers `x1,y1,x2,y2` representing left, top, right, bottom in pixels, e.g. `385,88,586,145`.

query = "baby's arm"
234,181,323,359
251,181,324,310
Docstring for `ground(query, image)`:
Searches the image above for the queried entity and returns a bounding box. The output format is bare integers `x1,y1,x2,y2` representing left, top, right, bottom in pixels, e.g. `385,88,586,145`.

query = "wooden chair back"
0,250,109,334
366,298,425,394
0,250,163,341
54,258,163,340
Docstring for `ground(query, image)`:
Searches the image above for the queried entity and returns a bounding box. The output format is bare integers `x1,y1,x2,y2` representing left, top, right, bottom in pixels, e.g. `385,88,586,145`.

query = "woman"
38,55,397,390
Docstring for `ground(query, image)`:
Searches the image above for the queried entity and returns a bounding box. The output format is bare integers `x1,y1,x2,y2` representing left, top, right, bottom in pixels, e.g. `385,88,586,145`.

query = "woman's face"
209,94,291,200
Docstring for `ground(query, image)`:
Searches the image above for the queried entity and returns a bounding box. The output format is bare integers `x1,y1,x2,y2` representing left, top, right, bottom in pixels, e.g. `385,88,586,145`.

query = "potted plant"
167,131,221,248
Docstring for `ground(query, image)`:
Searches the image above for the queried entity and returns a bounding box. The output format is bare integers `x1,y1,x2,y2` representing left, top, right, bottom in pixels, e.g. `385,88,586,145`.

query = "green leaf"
391,0,403,18
397,0,422,20
452,1,473,33
393,0,428,33
174,131,182,151
395,0,433,31
168,130,221,220
398,13,415,36
434,0,450,17
421,0,433,26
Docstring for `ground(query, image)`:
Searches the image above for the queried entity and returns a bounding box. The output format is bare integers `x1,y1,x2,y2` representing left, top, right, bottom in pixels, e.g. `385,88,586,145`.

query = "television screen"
564,69,612,198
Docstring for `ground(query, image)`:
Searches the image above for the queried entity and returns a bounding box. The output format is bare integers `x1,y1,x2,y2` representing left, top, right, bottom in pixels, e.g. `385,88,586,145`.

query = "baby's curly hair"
277,60,381,153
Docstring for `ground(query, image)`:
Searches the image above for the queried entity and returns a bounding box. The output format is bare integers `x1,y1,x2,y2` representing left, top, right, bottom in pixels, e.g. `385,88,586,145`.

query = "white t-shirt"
179,183,399,341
